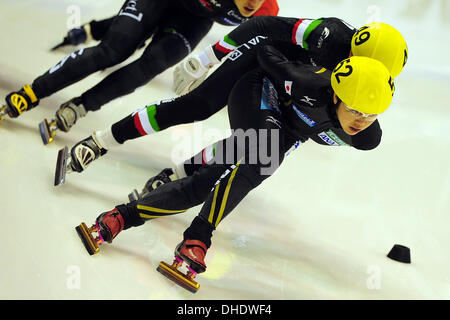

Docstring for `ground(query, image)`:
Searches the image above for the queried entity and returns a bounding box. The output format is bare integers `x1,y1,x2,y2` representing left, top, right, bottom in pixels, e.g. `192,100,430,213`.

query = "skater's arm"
208,16,355,70
209,16,306,63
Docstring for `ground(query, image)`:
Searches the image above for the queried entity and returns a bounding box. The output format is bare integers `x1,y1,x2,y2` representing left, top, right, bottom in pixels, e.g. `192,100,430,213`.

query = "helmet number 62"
334,59,353,84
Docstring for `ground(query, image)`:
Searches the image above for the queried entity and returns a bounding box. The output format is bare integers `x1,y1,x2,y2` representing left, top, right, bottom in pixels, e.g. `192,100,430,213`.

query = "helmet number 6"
354,26,371,46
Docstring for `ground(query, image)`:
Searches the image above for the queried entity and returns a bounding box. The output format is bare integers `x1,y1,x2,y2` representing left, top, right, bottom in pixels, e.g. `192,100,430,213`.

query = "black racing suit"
30,0,276,111
114,44,382,248
110,16,356,144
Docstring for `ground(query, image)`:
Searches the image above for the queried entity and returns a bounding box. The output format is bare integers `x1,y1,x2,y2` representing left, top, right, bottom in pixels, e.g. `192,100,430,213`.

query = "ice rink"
0,0,449,300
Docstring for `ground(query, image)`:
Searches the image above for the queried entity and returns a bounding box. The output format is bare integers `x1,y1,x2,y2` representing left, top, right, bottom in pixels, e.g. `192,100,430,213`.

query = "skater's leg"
80,14,213,111
74,161,221,254
183,132,286,247
95,37,263,144
177,154,281,273
39,10,211,141
64,65,284,178
59,46,273,176
93,161,231,243
31,0,168,100
134,163,227,220
179,69,291,271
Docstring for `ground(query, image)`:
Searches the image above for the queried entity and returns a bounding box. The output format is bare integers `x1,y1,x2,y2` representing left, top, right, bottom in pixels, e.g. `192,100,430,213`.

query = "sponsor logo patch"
300,95,316,106
292,104,317,127
266,116,282,128
228,48,243,61
318,130,349,146
318,131,339,146
317,27,330,48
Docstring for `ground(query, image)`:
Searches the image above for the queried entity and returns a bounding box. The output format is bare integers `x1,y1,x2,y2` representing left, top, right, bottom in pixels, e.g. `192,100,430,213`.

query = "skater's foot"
69,133,107,173
55,97,87,132
175,240,208,274
3,85,39,118
96,208,125,243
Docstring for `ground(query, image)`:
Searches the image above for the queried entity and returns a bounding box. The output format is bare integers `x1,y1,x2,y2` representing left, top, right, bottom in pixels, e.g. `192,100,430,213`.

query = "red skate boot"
75,208,124,255
157,240,208,293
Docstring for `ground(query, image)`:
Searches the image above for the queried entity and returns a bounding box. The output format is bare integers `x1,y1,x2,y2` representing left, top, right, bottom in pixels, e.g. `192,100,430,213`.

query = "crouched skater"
76,45,396,292
0,0,278,145
54,18,407,186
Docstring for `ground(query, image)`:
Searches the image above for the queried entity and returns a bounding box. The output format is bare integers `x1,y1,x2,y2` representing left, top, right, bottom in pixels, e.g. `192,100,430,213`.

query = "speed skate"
75,222,104,255
54,146,72,186
39,118,59,145
157,256,201,293
0,104,9,121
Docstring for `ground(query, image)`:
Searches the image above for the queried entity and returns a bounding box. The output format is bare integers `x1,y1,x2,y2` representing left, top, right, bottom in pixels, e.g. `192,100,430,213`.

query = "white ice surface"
0,0,449,299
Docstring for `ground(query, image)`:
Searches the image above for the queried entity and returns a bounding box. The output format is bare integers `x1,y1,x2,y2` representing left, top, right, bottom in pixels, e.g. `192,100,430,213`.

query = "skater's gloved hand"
52,24,92,51
66,26,88,45
173,56,209,95
173,45,221,95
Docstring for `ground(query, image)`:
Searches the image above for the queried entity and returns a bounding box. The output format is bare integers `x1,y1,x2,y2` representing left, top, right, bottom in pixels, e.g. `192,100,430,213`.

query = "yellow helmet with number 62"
351,22,408,78
331,56,395,115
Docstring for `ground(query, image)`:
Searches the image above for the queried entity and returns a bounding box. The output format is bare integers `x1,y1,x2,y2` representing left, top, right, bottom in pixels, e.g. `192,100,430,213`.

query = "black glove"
51,26,88,51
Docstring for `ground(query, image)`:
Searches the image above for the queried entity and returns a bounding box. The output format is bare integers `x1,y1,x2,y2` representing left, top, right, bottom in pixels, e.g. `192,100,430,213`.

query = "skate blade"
0,105,8,121
51,42,65,51
128,189,140,202
51,37,70,51
54,146,70,186
75,222,100,255
39,119,58,145
157,261,200,293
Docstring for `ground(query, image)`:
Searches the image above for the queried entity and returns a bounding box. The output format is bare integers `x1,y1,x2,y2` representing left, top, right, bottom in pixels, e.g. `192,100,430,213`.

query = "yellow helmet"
351,22,408,78
331,56,395,114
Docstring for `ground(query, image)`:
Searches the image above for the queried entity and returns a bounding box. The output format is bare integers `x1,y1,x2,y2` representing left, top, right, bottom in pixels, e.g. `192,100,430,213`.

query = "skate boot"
76,207,124,255
1,85,39,121
51,24,92,51
39,97,86,145
54,133,107,186
157,240,208,293
128,168,177,202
